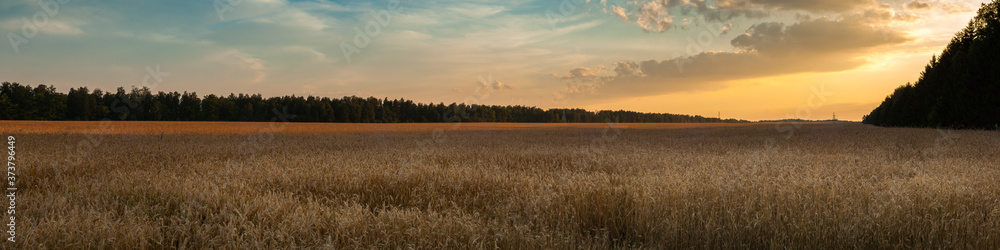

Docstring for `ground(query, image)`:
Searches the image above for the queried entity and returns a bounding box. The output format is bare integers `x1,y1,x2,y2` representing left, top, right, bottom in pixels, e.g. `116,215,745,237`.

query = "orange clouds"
555,17,912,100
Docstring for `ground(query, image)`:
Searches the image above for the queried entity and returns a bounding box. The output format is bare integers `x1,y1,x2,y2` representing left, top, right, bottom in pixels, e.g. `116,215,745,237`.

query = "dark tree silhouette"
0,81,750,123
864,0,1000,130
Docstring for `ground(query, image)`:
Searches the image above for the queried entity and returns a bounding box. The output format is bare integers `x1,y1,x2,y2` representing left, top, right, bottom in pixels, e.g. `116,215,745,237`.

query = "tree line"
0,82,748,123
862,0,1000,129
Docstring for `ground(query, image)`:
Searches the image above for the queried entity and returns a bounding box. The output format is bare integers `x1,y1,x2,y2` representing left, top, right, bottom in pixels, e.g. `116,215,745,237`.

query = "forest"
862,1,1000,129
0,82,747,123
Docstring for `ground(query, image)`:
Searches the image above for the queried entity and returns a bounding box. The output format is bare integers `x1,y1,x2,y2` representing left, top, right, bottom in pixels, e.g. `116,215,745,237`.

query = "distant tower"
718,111,721,120
833,112,838,122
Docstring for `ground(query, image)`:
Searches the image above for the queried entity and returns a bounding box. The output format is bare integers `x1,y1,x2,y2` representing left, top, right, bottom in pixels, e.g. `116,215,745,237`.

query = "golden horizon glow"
0,0,991,121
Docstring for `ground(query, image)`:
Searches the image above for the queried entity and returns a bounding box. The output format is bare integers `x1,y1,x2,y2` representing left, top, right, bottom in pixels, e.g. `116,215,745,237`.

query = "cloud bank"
555,16,912,100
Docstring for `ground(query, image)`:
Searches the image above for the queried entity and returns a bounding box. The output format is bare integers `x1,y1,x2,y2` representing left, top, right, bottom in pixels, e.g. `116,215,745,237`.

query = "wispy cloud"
0,0,993,120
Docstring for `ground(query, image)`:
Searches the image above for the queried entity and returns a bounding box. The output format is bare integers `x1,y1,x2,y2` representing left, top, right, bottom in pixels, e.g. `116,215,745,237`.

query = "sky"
0,0,991,121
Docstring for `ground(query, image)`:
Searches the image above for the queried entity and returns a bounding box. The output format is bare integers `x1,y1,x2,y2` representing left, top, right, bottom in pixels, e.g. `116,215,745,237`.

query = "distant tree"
30,85,67,120
180,92,201,121
1,81,754,123
0,94,13,120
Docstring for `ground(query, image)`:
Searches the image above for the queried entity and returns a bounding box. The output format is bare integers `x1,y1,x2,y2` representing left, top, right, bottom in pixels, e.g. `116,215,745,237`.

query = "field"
3,121,1000,248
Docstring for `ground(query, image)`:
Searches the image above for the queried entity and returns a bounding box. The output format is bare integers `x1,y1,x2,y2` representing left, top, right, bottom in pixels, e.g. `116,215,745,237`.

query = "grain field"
2,121,999,248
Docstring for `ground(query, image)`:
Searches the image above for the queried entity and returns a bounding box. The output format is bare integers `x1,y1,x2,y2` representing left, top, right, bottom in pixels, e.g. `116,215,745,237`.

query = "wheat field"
3,121,1000,248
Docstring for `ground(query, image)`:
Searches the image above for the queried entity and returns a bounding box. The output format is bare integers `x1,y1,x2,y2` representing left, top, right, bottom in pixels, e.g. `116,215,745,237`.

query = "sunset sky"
0,0,990,121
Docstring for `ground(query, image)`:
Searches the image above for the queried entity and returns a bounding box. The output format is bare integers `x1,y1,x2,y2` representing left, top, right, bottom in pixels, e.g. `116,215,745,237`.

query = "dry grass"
4,121,1000,248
